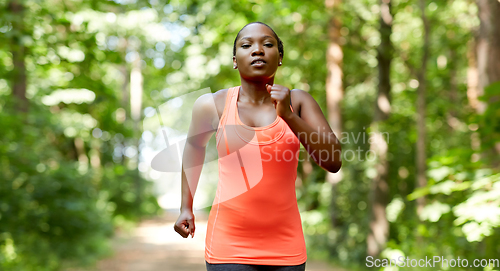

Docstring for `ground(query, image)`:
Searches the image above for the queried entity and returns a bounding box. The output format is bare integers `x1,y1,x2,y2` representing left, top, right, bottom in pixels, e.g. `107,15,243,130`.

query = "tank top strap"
222,87,237,125
226,86,239,125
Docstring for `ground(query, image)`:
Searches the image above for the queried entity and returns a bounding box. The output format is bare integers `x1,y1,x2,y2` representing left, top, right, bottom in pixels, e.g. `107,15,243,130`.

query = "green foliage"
0,99,111,270
1,0,499,270
402,154,500,270
0,0,161,269
101,164,161,220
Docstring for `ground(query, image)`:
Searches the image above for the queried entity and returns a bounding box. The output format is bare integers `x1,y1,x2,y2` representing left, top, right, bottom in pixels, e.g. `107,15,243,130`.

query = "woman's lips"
251,60,266,67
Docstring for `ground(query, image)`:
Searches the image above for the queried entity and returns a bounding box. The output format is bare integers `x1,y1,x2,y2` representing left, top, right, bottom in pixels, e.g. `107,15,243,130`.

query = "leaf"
419,201,451,222
407,186,430,201
427,166,452,182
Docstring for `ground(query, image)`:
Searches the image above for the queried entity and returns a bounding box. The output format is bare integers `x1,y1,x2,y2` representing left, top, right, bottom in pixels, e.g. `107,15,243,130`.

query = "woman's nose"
251,45,264,56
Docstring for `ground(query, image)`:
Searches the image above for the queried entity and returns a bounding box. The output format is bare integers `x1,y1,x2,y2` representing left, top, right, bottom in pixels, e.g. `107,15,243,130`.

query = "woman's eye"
265,43,273,47
242,44,251,48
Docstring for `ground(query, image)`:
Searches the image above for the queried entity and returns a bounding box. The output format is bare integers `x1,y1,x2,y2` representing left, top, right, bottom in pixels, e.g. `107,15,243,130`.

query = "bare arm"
267,84,342,173
174,93,218,238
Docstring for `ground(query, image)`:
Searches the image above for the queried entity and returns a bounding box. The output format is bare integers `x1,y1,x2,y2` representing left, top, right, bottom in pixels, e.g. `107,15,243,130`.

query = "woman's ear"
233,56,237,69
278,54,283,66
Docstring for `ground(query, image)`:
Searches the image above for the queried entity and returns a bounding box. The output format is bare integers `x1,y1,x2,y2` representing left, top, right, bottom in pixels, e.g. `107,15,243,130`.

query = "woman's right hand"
174,209,196,238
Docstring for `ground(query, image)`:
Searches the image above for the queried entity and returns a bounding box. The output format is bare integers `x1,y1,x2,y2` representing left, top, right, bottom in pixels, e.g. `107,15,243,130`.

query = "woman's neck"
239,78,274,104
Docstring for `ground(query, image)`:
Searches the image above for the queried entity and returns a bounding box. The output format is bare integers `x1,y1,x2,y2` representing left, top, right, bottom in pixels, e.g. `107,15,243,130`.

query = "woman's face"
233,23,282,81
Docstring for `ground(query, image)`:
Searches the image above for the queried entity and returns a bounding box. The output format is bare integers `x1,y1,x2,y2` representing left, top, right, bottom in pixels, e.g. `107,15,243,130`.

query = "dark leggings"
206,261,306,271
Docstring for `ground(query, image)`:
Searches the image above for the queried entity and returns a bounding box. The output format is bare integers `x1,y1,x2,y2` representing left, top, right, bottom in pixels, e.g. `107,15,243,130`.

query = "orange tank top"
205,86,307,265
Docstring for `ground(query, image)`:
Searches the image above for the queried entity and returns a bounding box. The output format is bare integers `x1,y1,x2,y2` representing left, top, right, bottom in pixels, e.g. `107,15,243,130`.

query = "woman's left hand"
266,84,293,119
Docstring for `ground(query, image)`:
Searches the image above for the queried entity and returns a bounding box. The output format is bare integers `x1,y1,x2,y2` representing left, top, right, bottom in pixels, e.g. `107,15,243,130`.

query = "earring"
233,65,237,69
279,62,282,65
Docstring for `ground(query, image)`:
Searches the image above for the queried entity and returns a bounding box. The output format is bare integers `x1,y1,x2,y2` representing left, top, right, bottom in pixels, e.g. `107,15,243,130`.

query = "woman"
174,22,342,271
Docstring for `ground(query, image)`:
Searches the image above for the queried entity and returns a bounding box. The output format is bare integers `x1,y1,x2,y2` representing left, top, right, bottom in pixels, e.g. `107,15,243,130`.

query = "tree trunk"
325,0,343,227
449,50,458,119
367,0,392,257
467,40,480,111
130,53,143,206
130,54,143,123
90,139,101,169
476,0,500,113
8,0,28,112
415,0,430,218
74,137,89,172
476,0,500,160
121,65,130,110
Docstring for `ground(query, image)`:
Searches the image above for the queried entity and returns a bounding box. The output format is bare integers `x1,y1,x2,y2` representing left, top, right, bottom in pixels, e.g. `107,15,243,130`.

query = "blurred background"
1,0,499,270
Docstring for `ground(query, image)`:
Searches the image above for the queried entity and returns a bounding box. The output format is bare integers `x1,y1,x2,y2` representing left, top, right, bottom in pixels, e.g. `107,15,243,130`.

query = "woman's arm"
267,84,342,173
174,93,218,238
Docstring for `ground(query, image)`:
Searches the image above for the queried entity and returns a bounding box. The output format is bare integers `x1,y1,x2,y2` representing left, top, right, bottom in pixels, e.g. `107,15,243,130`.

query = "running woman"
174,22,342,271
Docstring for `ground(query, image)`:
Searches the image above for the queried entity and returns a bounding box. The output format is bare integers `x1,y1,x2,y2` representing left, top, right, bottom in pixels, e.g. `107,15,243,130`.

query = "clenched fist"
266,84,293,119
174,209,195,238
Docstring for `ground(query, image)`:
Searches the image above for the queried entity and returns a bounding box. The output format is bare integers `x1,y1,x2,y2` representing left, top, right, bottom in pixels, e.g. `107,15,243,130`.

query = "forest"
1,0,499,270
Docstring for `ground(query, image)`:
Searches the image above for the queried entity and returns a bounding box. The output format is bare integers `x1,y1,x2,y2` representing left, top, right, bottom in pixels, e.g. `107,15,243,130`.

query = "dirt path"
76,211,346,271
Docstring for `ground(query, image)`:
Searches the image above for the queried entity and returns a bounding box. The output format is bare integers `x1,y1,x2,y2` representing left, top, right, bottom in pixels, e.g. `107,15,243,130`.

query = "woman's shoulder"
212,88,230,118
190,89,230,131
290,88,313,117
194,88,228,107
290,88,317,104
290,88,310,98
213,88,230,102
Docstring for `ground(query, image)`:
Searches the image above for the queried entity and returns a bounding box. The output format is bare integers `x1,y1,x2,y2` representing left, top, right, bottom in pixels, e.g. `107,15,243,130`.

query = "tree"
415,0,430,216
475,0,500,114
367,0,393,257
325,0,344,227
8,0,27,112
476,0,500,166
